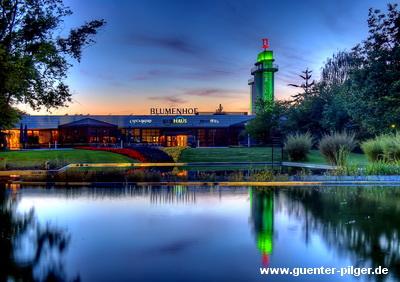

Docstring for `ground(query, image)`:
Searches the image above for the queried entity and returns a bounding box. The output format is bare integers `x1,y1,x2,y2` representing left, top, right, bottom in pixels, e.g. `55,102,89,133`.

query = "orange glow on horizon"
23,96,255,116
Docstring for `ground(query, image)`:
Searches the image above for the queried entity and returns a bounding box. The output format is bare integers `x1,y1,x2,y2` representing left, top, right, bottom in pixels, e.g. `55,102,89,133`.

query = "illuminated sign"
174,116,187,124
262,38,269,50
200,119,220,124
150,108,198,115
163,116,187,126
129,119,152,124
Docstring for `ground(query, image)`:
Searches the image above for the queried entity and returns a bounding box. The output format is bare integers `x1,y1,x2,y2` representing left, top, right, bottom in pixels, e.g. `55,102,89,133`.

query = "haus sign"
163,116,188,126
150,108,198,115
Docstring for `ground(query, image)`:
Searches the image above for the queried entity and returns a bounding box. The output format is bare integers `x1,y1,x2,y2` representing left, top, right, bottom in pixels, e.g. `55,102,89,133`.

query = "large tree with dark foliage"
346,3,400,135
285,3,399,138
243,99,288,144
285,69,327,138
0,184,73,281
0,0,106,130
319,51,358,133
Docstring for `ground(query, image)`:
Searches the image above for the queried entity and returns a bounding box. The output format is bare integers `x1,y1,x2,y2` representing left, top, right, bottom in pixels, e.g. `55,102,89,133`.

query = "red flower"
74,147,147,162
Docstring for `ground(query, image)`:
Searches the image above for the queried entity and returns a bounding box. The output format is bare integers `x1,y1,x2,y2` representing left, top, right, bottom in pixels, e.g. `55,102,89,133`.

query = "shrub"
318,131,356,165
283,132,313,162
247,169,275,181
42,159,66,170
125,168,162,182
365,160,400,175
381,134,400,162
162,146,190,162
361,133,400,163
361,138,384,162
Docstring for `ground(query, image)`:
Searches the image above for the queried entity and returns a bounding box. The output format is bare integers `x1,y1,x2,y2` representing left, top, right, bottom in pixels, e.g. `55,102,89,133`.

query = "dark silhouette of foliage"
243,99,288,144
345,3,400,135
0,0,106,130
0,184,74,281
288,68,316,104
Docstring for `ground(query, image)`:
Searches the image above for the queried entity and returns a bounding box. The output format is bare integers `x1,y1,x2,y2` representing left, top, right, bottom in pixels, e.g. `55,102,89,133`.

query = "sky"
26,0,389,116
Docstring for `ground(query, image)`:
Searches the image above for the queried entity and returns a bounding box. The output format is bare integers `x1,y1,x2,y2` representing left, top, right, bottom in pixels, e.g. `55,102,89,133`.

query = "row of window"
5,127,240,148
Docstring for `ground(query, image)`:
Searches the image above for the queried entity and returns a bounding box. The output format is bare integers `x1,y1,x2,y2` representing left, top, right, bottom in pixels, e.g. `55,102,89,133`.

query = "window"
141,129,160,143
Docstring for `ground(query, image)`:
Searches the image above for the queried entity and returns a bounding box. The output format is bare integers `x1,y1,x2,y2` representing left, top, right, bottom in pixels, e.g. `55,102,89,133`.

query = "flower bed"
74,147,147,162
162,146,190,162
125,146,173,163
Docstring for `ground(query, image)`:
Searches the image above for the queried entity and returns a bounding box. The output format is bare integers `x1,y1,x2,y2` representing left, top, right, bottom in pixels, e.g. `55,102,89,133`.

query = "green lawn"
0,147,369,170
303,150,369,166
179,147,284,163
179,147,369,165
0,149,135,169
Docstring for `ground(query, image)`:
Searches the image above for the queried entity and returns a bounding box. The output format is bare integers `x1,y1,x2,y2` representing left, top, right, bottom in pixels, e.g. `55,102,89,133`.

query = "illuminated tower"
248,39,279,114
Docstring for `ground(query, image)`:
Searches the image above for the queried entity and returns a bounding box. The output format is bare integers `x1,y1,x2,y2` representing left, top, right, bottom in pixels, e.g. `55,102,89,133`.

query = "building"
3,39,278,149
248,39,278,114
4,114,253,149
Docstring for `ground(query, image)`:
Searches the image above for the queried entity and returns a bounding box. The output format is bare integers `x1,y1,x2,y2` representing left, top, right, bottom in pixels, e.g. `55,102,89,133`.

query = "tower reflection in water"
249,187,274,266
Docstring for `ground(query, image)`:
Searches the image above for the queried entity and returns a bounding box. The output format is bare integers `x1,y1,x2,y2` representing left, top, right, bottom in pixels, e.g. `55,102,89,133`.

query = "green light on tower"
249,187,274,266
248,39,278,114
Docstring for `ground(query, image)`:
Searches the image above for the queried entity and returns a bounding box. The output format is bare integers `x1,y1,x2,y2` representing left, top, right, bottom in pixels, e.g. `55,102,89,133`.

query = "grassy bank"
0,147,369,170
303,150,369,166
179,147,284,163
179,147,369,165
0,149,136,169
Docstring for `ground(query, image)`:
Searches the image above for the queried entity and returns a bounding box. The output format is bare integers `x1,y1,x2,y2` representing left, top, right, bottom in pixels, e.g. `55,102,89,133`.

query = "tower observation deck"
248,39,278,114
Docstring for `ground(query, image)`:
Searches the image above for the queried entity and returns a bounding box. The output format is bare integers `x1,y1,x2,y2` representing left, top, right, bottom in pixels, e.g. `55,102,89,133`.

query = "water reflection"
280,186,400,281
248,186,400,281
0,183,74,281
2,184,400,281
150,185,196,204
249,187,274,266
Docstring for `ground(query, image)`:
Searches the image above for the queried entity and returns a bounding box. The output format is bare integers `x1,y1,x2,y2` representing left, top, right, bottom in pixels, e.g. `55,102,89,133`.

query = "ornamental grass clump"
361,137,384,162
318,131,356,165
361,133,400,163
381,134,400,162
283,132,313,162
364,160,400,175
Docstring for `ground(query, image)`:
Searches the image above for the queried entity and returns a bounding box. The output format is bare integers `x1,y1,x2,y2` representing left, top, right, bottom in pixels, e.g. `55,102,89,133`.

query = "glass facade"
3,116,251,148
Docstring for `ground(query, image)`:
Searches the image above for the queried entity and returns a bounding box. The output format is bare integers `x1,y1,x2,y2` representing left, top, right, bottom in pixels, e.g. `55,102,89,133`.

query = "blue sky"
28,0,390,115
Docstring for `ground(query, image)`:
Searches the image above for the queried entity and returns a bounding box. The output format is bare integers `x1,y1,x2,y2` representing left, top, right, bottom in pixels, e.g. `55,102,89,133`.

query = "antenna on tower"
262,38,269,51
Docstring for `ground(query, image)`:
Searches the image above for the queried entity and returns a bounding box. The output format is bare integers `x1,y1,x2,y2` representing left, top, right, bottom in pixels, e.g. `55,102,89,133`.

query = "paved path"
281,162,337,170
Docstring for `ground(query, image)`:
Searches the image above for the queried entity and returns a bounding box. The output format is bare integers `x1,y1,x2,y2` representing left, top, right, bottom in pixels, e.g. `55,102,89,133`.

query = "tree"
285,69,327,137
0,183,73,281
243,99,288,144
319,51,359,132
214,104,225,114
288,68,316,104
0,0,106,130
321,51,356,86
346,3,400,135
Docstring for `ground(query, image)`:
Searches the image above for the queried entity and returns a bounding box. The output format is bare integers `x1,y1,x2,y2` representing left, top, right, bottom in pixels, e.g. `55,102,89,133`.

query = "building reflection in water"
248,185,400,281
283,186,400,281
249,187,274,266
150,185,196,204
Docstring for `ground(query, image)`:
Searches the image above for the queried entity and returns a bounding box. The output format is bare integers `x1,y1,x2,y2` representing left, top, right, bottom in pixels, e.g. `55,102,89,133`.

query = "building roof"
18,114,254,129
58,118,117,128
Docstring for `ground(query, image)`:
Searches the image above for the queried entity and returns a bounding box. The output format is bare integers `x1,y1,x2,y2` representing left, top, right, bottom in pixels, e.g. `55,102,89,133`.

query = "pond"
20,165,327,183
1,184,399,281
